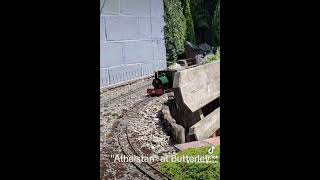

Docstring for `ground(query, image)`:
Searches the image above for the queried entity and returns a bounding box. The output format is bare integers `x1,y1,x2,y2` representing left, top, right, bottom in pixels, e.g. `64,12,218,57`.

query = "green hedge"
164,0,187,63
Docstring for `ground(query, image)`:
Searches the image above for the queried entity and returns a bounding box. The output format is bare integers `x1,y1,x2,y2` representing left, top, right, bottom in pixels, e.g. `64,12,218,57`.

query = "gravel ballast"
100,78,177,179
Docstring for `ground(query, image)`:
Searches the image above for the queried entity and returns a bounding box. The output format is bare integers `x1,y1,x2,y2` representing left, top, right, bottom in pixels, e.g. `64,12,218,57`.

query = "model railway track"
117,97,172,180
101,82,153,106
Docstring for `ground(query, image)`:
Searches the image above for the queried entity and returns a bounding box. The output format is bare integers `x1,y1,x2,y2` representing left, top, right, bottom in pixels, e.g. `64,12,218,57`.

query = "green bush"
181,0,196,43
212,0,220,46
164,0,187,63
206,47,220,62
160,145,220,180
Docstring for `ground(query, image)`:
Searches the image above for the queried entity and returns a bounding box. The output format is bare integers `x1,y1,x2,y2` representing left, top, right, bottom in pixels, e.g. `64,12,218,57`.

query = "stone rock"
152,136,162,144
167,63,183,70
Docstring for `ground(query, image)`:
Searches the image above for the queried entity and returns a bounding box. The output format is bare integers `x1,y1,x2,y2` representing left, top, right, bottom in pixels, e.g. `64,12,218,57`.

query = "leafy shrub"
160,145,220,180
206,47,220,62
164,0,187,63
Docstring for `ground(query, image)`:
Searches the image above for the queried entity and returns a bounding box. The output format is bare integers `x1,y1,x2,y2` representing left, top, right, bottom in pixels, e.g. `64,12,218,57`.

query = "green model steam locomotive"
147,69,177,96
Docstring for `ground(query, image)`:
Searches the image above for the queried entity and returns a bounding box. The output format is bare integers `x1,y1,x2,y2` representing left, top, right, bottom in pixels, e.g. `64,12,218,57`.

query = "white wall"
100,0,167,87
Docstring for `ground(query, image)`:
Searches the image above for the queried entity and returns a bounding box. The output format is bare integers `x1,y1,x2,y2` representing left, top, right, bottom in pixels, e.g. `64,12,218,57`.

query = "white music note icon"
208,145,215,154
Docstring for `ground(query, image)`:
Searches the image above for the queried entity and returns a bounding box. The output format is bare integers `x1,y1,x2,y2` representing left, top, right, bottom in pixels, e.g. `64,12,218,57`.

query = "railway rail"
101,82,153,106
116,97,172,180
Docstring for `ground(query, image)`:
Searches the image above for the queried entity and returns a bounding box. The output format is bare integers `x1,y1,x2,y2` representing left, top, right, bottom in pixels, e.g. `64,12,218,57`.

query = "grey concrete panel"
104,16,122,40
100,17,106,42
100,42,124,68
152,60,167,71
107,64,145,85
120,0,150,16
101,0,119,15
121,17,140,40
138,17,152,39
150,0,164,17
100,69,105,87
123,41,141,63
151,17,165,38
108,66,126,84
125,64,144,80
123,40,153,63
100,0,166,88
105,16,139,40
152,39,166,60
101,61,164,87
100,68,110,87
140,63,155,76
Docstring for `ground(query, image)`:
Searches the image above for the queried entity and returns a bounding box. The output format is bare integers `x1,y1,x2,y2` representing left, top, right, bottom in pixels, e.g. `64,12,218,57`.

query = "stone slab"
189,107,220,141
173,61,220,112
174,137,220,151
203,137,220,146
174,141,211,151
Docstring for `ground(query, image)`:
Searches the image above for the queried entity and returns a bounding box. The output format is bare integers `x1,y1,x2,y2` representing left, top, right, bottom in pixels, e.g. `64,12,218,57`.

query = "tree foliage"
212,0,220,46
164,0,187,63
181,0,196,44
190,0,219,45
163,0,220,63
206,47,220,62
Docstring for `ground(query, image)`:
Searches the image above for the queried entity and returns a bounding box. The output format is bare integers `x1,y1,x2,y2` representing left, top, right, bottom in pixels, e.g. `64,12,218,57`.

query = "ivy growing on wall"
164,0,187,63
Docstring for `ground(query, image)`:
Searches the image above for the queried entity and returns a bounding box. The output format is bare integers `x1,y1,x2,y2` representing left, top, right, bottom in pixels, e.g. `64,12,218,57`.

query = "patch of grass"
160,145,220,180
206,47,220,63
